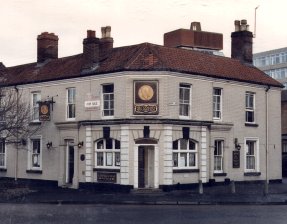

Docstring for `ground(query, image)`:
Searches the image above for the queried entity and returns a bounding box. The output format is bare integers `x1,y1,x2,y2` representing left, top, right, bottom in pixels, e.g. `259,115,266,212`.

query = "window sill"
26,170,42,174
244,172,261,176
94,168,120,173
173,169,199,173
245,123,259,127
213,172,227,177
0,168,7,172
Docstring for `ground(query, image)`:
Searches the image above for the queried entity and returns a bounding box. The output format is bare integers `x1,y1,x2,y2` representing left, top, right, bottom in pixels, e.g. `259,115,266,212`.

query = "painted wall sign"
97,172,117,183
233,150,240,168
85,93,100,110
39,101,51,121
134,80,159,115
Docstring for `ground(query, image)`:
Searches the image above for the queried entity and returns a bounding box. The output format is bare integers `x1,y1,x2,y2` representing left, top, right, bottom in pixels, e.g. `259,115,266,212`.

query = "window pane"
106,152,113,166
97,140,104,149
115,140,121,149
103,84,114,93
115,152,120,166
173,153,178,167
173,140,178,150
189,140,195,150
189,153,196,166
179,153,187,167
97,152,103,166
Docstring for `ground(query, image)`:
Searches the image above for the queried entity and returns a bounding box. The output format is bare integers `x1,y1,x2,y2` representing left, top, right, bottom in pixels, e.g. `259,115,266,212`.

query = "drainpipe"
264,85,270,195
14,86,19,181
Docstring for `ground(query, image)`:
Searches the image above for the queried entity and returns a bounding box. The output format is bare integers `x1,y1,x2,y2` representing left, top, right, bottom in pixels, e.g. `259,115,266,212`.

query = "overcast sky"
1,0,286,67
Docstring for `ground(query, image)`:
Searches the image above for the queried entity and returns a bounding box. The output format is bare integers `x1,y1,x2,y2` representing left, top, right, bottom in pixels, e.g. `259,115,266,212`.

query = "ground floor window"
95,138,121,168
214,140,224,173
173,138,198,169
29,138,42,170
0,139,5,168
245,138,259,172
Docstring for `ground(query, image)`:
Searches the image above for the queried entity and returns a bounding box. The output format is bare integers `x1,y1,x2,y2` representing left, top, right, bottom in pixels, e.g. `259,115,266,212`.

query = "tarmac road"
0,204,287,224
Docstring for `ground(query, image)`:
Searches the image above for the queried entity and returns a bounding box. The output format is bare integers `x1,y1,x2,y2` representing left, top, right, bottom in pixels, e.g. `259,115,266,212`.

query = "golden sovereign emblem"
138,85,154,101
40,105,49,114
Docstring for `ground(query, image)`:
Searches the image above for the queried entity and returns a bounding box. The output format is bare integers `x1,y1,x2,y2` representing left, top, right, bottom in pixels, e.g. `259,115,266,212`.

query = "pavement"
1,180,287,205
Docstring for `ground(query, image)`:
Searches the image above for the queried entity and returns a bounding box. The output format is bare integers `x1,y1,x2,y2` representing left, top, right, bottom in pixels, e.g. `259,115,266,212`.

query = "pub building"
0,20,282,191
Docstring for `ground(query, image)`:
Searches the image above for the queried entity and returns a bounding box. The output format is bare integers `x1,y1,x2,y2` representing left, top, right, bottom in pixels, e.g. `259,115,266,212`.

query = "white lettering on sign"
84,100,100,108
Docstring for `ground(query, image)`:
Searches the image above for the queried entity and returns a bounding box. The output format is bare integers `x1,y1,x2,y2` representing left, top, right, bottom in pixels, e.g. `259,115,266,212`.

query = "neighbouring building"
253,48,287,177
253,47,287,89
0,20,283,191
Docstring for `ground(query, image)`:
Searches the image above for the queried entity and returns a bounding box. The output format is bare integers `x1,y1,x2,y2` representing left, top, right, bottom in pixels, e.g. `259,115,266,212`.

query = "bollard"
231,180,236,194
199,180,203,194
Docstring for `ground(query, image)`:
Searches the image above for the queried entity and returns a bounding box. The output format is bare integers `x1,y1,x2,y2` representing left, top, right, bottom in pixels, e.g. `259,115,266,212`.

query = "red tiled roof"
0,43,283,87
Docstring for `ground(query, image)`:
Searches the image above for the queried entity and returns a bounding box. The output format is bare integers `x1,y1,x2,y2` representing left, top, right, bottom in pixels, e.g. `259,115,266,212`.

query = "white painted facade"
0,71,282,189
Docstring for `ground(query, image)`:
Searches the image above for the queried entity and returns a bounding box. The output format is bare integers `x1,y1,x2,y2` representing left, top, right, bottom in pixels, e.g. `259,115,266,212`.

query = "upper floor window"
67,88,76,119
173,138,198,169
179,84,191,118
0,139,6,168
245,138,259,172
102,84,114,117
32,92,41,121
28,138,42,170
245,92,255,123
213,88,222,120
214,140,224,173
95,138,120,168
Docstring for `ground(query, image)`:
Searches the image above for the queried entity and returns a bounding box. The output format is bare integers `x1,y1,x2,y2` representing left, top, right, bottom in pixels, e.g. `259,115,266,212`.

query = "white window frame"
179,84,191,119
0,139,6,168
245,92,255,123
28,136,42,170
214,140,224,173
95,138,120,169
244,137,259,172
172,138,198,170
102,84,114,119
66,88,76,120
213,88,222,120
31,92,41,122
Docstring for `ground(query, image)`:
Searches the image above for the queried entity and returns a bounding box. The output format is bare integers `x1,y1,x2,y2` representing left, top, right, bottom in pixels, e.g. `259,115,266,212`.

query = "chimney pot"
87,30,96,38
100,26,113,56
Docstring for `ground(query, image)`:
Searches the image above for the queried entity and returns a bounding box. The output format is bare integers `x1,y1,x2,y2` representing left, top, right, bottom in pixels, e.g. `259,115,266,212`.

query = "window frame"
244,137,259,172
179,83,191,119
66,88,76,120
0,139,6,168
214,140,224,173
245,92,255,124
28,136,42,171
213,88,222,120
31,92,41,122
94,138,121,169
102,84,114,119
172,138,198,170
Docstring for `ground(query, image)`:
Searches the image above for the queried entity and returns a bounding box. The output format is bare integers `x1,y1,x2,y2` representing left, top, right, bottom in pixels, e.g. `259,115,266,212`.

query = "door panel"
138,146,145,188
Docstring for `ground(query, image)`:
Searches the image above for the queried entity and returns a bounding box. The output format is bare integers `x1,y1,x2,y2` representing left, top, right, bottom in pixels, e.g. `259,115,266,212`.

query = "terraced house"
0,20,283,191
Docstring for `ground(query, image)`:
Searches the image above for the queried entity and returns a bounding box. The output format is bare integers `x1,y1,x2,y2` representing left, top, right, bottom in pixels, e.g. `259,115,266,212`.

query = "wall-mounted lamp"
78,141,84,148
46,141,53,149
234,138,241,150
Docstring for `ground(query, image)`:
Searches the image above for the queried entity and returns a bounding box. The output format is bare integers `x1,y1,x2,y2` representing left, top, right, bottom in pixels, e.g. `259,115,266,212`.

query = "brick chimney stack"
100,26,113,56
37,32,59,63
231,19,253,64
83,30,100,65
